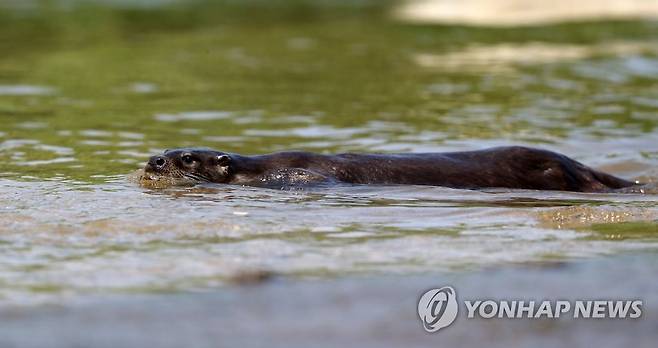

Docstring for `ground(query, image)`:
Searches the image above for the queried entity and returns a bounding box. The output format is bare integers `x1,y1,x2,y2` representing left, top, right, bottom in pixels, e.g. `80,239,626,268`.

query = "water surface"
0,0,656,305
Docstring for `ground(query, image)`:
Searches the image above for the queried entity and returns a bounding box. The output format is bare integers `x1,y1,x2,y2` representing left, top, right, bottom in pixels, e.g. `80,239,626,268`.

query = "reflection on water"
396,0,658,25
0,0,656,305
0,85,55,96
155,110,233,122
413,41,658,72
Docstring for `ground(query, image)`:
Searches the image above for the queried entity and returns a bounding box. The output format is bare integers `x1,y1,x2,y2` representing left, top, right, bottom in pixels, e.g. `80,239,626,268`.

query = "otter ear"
217,154,231,167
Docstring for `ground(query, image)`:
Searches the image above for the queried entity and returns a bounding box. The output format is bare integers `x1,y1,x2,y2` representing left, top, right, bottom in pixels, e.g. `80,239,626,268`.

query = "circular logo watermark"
418,286,458,332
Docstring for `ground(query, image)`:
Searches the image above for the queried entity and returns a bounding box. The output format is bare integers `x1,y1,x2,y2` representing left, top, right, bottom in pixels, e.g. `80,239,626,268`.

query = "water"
0,0,657,309
2,253,657,348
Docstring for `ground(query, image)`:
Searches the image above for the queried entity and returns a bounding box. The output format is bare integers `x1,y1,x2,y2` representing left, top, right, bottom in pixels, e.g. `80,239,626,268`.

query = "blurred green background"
0,0,656,182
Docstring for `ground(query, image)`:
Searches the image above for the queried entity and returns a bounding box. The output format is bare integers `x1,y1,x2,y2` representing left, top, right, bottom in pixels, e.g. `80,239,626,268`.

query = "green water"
1,1,657,182
0,1,656,305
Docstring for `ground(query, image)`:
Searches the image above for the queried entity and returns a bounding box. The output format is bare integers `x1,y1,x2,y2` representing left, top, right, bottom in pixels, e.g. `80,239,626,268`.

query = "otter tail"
589,169,637,190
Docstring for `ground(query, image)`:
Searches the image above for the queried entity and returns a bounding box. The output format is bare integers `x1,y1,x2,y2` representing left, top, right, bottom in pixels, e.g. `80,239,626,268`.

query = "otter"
141,146,636,192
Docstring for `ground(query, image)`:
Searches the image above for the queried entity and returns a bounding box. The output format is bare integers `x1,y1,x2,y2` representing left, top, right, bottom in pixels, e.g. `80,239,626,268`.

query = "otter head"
143,148,232,185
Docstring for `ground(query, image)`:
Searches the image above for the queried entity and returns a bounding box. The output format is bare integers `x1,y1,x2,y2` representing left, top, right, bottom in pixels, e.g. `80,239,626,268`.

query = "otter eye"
181,154,194,165
217,154,230,166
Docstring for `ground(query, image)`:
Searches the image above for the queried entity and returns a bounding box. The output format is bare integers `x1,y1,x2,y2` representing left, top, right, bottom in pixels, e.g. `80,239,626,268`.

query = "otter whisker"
183,173,211,182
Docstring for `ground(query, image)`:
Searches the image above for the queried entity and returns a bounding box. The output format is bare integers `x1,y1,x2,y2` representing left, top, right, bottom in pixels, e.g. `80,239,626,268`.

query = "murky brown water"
0,1,656,308
1,172,656,305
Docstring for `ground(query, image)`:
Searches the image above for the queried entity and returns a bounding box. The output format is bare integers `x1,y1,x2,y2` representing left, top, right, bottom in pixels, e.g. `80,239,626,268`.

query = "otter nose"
148,155,167,170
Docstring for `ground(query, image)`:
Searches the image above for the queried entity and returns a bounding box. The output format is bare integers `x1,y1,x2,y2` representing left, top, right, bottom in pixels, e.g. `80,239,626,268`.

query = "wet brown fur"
143,146,635,192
